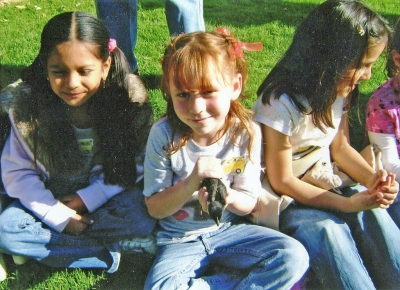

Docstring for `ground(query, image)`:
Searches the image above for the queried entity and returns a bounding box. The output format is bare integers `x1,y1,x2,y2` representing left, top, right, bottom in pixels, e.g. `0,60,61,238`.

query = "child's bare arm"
145,157,224,219
263,124,384,213
332,121,398,209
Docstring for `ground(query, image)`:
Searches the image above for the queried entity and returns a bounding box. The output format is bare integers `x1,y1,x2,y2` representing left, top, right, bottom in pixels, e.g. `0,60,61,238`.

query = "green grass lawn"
0,0,399,288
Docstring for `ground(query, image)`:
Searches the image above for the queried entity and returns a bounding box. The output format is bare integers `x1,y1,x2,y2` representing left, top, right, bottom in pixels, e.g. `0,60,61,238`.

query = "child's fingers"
59,196,71,205
371,178,382,190
224,191,235,205
73,214,94,226
387,173,397,187
391,173,397,184
368,188,396,208
384,174,393,186
379,179,398,195
196,157,224,178
371,170,388,189
198,187,209,212
81,216,94,226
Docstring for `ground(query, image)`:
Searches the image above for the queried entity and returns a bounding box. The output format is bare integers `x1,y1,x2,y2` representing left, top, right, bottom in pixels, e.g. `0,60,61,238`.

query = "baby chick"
200,178,227,226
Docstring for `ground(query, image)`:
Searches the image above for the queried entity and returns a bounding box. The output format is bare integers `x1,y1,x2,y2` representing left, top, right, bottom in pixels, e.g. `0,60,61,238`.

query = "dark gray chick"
200,178,227,226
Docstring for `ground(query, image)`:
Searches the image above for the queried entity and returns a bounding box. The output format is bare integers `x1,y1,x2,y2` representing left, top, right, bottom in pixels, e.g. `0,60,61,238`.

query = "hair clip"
357,24,365,36
216,27,263,58
108,38,117,52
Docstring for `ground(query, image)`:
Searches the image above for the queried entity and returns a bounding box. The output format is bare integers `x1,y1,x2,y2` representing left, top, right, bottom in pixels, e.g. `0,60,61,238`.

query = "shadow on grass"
0,255,62,289
140,73,161,91
138,0,317,28
204,0,399,29
1,253,154,290
139,0,398,30
0,65,24,91
96,253,155,289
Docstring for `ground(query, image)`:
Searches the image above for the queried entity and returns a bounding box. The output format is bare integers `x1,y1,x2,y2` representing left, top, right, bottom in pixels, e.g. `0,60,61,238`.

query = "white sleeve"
1,127,76,232
76,170,125,213
368,131,400,181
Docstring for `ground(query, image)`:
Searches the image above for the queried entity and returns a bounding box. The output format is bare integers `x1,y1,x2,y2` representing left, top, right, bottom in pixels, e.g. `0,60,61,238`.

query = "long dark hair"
257,0,391,131
18,11,151,187
386,18,400,78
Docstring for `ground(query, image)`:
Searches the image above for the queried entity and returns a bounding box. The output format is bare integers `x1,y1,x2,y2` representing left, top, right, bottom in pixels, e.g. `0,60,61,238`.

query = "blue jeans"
95,0,138,72
144,222,309,289
388,197,400,228
0,188,155,273
95,0,204,69
165,0,205,36
0,194,12,214
280,184,400,289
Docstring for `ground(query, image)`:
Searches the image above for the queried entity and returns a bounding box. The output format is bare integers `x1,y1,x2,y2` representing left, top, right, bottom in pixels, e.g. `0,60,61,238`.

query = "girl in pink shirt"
366,18,400,226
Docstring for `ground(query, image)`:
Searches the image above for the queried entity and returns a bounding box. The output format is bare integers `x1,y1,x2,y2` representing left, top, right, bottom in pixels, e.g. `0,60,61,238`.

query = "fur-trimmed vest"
0,75,152,195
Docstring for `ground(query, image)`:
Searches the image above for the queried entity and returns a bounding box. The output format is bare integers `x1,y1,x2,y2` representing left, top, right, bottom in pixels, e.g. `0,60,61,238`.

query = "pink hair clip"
108,38,117,52
216,27,263,58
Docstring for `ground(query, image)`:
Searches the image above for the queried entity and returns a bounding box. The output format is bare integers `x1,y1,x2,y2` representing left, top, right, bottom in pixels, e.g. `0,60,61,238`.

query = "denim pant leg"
144,234,209,290
145,222,309,290
165,0,205,36
0,201,118,273
204,223,309,290
387,197,400,228
95,0,138,71
0,194,12,214
85,188,156,244
280,204,376,289
337,185,400,289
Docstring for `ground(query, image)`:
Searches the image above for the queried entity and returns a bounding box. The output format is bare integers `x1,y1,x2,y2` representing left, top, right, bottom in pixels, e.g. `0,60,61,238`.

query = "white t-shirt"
252,94,344,158
144,117,262,245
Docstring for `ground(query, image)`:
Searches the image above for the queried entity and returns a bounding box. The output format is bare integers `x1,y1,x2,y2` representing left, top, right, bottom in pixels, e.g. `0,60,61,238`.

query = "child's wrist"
181,176,200,197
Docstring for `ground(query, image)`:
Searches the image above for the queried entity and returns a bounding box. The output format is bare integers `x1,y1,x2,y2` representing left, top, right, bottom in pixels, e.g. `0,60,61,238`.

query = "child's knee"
282,238,309,272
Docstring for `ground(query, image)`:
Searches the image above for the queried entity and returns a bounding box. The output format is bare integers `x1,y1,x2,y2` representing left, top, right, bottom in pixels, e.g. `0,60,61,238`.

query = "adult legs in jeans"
144,222,309,289
0,188,155,273
280,191,400,289
95,0,138,72
165,0,205,36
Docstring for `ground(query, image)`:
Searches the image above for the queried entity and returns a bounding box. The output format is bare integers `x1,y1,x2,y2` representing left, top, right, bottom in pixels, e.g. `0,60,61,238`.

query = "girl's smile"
63,92,85,99
191,117,209,123
47,40,111,107
169,73,242,146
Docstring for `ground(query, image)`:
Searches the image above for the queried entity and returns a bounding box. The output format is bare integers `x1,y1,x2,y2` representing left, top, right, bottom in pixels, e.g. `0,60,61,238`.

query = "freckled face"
47,41,111,107
336,41,386,98
169,71,242,146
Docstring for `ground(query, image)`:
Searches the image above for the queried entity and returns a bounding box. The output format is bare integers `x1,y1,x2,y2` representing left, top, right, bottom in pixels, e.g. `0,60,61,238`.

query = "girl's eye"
51,71,67,77
177,92,191,99
79,70,92,76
